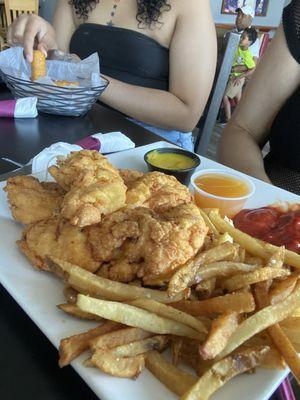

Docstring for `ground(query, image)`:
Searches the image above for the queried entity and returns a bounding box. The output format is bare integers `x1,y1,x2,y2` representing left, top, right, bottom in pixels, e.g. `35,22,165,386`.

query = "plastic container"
190,168,255,217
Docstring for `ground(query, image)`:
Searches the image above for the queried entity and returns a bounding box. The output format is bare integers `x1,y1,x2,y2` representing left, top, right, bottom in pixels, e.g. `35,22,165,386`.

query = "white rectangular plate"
0,141,299,400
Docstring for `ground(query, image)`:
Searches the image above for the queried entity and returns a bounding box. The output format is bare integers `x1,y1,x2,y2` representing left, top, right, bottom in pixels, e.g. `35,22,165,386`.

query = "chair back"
4,0,38,25
195,32,240,155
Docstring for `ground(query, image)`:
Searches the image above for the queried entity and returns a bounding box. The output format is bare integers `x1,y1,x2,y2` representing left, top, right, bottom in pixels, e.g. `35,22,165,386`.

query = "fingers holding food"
7,14,56,62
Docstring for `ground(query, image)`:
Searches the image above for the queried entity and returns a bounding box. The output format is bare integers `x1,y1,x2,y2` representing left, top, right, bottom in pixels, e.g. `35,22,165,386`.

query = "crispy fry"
77,295,203,340
267,324,300,384
57,303,105,321
195,278,216,299
146,350,197,396
195,261,259,283
63,285,78,304
208,209,300,269
171,292,256,316
58,321,122,367
92,352,145,378
255,281,300,384
129,298,207,334
109,335,168,357
90,327,153,351
171,337,183,366
214,232,233,245
199,313,239,360
91,336,168,378
181,346,269,400
269,276,298,305
198,208,220,238
265,246,285,269
168,243,237,297
218,283,300,360
31,50,46,81
47,257,183,303
222,267,290,292
281,318,300,346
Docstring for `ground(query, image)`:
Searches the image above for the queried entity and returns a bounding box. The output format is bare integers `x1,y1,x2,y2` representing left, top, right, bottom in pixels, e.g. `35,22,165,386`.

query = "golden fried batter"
18,216,100,272
48,150,119,190
125,171,193,212
119,169,145,189
49,150,127,227
4,176,64,225
31,50,46,81
88,203,208,283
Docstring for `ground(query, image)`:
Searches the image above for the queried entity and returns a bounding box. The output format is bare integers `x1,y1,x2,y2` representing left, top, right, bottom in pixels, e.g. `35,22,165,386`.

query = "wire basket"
0,71,109,117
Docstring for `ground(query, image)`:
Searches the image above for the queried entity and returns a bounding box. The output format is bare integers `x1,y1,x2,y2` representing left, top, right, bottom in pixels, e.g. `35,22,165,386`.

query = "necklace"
107,0,120,26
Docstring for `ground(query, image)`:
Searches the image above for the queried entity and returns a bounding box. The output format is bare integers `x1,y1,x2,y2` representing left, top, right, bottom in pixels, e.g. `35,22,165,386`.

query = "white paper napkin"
30,132,135,174
92,132,135,153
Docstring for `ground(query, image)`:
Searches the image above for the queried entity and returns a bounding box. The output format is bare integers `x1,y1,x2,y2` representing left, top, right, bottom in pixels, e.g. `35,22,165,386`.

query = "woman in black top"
7,0,217,150
219,0,300,195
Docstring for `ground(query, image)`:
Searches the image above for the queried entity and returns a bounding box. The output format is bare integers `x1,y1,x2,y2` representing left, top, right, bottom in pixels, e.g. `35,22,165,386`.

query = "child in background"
223,27,258,124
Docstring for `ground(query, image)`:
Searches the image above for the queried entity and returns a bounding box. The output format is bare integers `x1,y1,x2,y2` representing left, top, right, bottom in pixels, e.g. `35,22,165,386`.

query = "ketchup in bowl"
233,206,300,254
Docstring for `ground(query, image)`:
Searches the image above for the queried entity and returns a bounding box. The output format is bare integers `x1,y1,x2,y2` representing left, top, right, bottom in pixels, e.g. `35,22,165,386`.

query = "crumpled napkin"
30,132,135,174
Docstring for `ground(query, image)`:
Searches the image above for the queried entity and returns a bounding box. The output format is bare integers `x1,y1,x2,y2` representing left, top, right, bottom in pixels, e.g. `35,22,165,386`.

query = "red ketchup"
233,206,300,254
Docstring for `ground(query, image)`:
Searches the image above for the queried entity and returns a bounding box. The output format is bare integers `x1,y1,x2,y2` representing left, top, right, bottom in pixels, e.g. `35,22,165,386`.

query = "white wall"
210,0,286,27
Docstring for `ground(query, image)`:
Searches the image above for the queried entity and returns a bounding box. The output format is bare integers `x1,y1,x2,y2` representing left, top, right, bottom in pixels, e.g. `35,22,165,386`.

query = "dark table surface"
0,85,163,400
0,85,160,166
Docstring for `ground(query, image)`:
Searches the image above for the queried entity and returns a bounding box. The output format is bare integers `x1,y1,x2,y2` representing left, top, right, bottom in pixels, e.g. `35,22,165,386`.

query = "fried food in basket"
31,50,46,81
54,80,80,87
88,203,208,283
4,176,64,224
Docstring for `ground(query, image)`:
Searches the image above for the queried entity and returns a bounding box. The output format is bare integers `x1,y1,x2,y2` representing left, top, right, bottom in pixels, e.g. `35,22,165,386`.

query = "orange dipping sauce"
194,173,250,198
190,170,255,218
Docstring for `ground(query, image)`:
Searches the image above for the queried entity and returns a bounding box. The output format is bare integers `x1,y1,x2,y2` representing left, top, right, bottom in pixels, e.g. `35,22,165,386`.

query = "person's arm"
100,0,217,132
218,24,300,183
52,0,76,52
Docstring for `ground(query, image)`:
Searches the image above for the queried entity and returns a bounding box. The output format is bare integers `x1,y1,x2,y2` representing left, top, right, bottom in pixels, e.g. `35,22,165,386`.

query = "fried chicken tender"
125,171,193,212
88,203,208,283
119,169,145,189
49,150,127,227
18,217,100,272
49,150,119,190
4,176,64,225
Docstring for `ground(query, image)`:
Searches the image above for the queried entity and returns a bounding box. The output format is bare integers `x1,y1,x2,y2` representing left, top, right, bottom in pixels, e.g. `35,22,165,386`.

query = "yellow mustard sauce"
147,151,196,170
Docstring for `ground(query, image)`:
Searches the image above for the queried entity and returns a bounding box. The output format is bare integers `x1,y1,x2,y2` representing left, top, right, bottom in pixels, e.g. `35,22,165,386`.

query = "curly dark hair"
69,0,171,25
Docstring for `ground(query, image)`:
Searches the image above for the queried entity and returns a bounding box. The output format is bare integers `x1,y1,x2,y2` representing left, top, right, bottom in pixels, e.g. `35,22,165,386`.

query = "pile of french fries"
47,208,300,400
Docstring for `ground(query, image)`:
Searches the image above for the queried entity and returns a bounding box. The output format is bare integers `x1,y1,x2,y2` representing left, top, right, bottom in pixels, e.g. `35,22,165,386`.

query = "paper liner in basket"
0,47,108,116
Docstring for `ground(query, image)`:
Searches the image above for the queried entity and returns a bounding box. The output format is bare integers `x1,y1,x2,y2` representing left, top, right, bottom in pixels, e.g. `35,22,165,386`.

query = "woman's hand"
7,14,57,62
